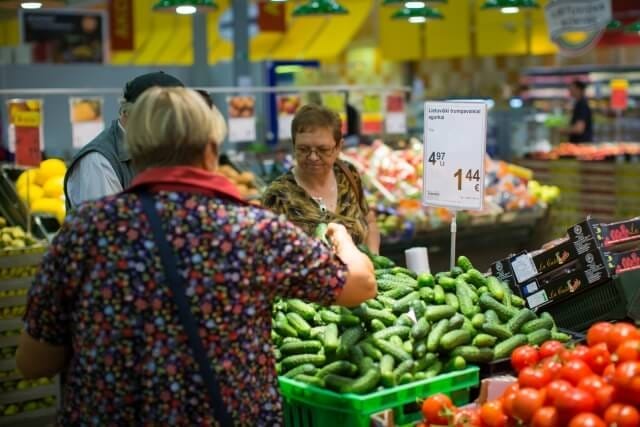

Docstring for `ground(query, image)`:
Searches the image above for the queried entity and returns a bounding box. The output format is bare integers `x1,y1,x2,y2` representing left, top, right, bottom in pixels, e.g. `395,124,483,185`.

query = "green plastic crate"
279,366,479,427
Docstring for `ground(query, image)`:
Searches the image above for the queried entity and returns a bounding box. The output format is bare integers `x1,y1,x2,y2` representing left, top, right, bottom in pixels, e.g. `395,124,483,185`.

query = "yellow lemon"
38,159,67,184
43,176,64,198
17,185,44,205
31,198,63,216
15,169,41,190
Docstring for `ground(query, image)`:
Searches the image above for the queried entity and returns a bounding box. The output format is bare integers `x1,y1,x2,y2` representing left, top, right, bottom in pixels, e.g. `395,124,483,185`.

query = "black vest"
63,120,134,210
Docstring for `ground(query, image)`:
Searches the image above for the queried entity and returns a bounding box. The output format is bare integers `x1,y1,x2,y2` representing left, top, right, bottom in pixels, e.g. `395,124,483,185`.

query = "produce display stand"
0,248,59,426
279,366,479,427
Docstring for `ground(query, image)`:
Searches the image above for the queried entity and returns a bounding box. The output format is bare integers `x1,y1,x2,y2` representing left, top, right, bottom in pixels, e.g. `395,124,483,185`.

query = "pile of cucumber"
272,254,570,395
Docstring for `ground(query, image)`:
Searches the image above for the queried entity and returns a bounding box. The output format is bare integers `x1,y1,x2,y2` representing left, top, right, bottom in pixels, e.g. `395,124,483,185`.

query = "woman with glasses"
262,104,380,254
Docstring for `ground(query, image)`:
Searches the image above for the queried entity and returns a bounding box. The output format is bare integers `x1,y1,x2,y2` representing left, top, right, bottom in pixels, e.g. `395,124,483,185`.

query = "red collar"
127,166,246,205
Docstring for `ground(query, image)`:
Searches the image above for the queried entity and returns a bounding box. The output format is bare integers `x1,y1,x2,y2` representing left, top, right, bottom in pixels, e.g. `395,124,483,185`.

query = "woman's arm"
16,332,69,379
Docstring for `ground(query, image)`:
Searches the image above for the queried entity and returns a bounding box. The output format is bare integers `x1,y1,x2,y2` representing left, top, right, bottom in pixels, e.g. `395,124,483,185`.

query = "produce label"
385,93,407,135
320,92,347,135
70,97,104,149
7,99,44,166
361,93,383,135
276,94,301,140
422,101,487,211
227,96,257,143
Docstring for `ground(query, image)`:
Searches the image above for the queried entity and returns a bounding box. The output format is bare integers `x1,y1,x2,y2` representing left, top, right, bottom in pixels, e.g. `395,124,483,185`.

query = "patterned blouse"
24,166,347,426
262,161,369,244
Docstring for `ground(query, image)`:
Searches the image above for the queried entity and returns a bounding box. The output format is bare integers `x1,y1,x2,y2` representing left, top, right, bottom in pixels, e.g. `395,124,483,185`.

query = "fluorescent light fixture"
405,1,426,8
176,5,197,14
275,65,305,74
409,16,427,23
21,2,42,8
501,6,519,13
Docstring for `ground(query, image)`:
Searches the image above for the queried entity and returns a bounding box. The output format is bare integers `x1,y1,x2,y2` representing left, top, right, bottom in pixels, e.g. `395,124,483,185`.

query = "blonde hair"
125,87,226,171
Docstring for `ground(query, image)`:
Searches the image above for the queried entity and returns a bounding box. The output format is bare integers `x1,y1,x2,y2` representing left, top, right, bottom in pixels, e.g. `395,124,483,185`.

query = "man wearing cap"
64,71,184,209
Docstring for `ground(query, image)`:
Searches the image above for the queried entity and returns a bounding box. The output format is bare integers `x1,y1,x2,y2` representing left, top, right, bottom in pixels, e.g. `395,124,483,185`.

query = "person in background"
562,80,593,143
262,104,381,254
16,87,376,425
64,71,184,209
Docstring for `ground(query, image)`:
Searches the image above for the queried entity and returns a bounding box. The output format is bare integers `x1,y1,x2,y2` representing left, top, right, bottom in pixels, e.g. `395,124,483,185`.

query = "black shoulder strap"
139,192,233,427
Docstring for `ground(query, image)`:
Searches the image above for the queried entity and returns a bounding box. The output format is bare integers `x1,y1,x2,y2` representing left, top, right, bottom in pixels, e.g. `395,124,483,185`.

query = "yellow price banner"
13,111,42,128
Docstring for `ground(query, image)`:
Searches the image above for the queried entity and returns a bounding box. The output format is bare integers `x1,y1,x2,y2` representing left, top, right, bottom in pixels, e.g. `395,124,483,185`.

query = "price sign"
422,101,487,211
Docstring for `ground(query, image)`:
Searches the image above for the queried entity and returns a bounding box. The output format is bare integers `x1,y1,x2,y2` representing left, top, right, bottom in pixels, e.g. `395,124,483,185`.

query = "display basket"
279,366,479,427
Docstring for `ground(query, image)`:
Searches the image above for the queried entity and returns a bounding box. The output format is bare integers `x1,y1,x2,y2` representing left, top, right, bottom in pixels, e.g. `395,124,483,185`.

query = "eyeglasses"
294,145,337,158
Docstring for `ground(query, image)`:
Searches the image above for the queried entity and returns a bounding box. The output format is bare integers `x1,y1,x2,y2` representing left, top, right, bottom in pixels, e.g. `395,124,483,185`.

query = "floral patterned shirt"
24,166,347,426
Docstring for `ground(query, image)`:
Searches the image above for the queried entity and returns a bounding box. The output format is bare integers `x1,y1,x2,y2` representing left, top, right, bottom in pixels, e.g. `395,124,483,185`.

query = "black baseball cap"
123,71,184,102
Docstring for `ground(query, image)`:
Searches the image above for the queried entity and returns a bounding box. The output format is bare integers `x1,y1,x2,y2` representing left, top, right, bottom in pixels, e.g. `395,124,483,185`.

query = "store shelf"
0,253,44,270
0,320,22,333
0,385,57,406
0,297,26,310
0,406,56,427
0,372,22,384
0,278,31,292
0,337,19,348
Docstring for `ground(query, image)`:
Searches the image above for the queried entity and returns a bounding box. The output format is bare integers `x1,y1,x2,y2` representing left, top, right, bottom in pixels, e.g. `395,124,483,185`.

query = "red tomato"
559,359,594,385
511,345,539,373
555,388,596,419
578,375,606,395
587,322,614,347
502,382,520,398
502,389,519,419
539,341,565,359
616,339,640,363
603,364,617,384
453,408,482,427
604,404,640,427
568,413,606,427
540,356,564,378
593,385,616,414
532,406,560,427
545,380,573,405
570,345,592,362
607,323,640,352
421,394,454,425
480,400,507,427
585,343,611,375
613,361,640,405
519,366,553,389
512,388,546,423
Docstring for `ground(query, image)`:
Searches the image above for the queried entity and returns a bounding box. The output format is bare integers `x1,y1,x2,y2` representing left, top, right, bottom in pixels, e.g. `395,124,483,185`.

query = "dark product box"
568,217,640,250
605,248,640,274
490,254,520,290
567,218,602,254
519,248,612,309
530,240,578,278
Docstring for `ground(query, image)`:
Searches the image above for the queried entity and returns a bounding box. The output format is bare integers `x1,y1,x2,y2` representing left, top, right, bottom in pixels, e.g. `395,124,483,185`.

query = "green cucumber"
433,285,446,304
375,268,395,276
372,325,411,342
372,338,413,362
411,317,431,340
380,354,396,386
274,349,282,360
438,276,457,291
281,354,327,371
309,326,326,340
447,313,465,331
439,330,472,351
389,336,403,348
326,368,381,394
450,266,465,278
287,299,317,321
550,330,571,342
393,360,414,383
322,323,340,354
411,300,427,319
383,286,415,300
541,312,557,329
357,356,376,376
337,326,365,358
425,360,444,378
392,267,417,279
316,361,358,379
456,282,476,318
373,255,395,269
414,372,428,381
451,346,495,363
349,345,365,365
425,305,456,322
486,276,506,302
375,295,397,310
507,309,537,334
457,255,474,272
511,295,526,308
471,313,486,330
280,340,323,356
395,313,414,327
392,291,421,313
427,319,449,352
419,287,435,303
274,313,298,338
527,329,552,346
521,317,554,334
415,353,438,372
445,293,460,312
282,337,301,344
462,317,478,338
413,341,428,359
370,319,386,332
484,310,500,324
472,333,498,348
360,341,383,361
319,310,342,325
376,279,399,292
365,299,384,310
295,374,325,388
444,356,467,372
399,373,414,385
481,323,513,340
479,294,519,322
361,306,397,326
417,273,435,288
403,340,413,354
466,269,487,287
477,286,489,295
283,363,317,378
493,334,528,360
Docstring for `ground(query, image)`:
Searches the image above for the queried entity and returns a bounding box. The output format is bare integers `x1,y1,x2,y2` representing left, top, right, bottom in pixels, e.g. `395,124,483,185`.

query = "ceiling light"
392,6,444,21
405,1,426,8
292,0,348,16
176,5,197,14
152,0,218,13
481,0,539,11
20,2,42,9
501,7,519,14
409,16,427,23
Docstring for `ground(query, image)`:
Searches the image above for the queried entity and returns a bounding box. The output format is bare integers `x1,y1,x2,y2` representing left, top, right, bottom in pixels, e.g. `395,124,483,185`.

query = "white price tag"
228,117,257,143
511,254,539,283
385,112,407,135
422,102,487,210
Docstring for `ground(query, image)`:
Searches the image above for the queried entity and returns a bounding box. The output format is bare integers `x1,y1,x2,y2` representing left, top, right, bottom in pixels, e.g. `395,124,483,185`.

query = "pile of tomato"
418,322,640,427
